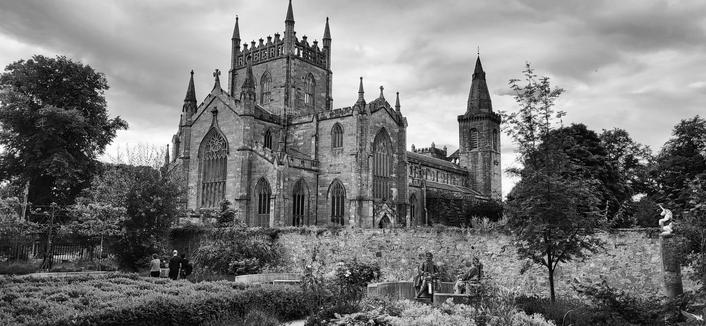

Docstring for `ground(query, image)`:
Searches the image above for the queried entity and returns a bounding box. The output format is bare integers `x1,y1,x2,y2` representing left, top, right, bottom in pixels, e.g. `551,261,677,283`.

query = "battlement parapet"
235,32,327,70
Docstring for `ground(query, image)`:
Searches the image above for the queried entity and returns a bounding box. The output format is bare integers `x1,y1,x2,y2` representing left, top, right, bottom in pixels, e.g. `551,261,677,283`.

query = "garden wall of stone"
276,228,699,299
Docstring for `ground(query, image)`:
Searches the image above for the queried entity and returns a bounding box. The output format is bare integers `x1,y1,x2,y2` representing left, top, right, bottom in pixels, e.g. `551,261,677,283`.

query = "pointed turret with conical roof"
466,56,493,114
182,70,197,117
457,55,502,200
285,0,294,23
240,61,256,111
284,0,295,54
355,77,366,107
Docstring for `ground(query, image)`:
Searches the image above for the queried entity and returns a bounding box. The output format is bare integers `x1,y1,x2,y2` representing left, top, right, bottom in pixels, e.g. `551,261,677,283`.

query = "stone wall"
276,227,699,299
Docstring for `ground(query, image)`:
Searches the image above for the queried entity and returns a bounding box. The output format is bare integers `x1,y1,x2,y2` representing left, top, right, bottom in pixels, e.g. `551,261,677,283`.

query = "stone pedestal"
660,235,683,298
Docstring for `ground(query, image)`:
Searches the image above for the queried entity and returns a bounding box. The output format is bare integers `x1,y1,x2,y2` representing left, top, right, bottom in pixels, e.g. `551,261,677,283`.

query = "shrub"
192,227,284,276
0,273,313,326
330,259,380,306
573,279,664,324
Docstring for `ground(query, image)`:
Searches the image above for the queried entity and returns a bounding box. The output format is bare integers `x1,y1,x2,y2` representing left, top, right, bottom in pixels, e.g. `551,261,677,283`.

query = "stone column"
660,234,683,298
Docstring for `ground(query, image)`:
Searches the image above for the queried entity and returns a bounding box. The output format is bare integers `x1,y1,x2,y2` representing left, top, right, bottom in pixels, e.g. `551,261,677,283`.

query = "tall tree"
599,128,653,196
502,64,603,302
544,124,628,220
0,55,127,205
652,116,706,211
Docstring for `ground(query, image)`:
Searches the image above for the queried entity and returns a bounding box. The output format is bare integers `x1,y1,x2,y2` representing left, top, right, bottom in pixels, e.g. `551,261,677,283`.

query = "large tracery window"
254,178,271,227
470,128,479,150
200,130,227,208
260,72,272,105
304,73,315,106
330,180,346,225
331,123,343,149
372,129,393,201
292,179,308,226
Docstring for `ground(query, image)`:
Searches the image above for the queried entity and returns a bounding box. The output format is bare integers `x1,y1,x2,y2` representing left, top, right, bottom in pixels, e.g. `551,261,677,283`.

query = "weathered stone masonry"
165,1,501,228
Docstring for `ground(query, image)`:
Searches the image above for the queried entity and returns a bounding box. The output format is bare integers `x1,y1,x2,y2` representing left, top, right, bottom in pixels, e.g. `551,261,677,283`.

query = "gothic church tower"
457,57,502,199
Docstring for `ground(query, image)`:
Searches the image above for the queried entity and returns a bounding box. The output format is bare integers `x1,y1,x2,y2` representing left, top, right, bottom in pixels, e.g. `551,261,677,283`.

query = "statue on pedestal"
657,204,683,298
658,204,674,236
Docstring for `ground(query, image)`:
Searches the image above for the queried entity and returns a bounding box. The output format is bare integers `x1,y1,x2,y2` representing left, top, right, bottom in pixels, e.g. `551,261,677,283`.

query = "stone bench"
234,273,300,284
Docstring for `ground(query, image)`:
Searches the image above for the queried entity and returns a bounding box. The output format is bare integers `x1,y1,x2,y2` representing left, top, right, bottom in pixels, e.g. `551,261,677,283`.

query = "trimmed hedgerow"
0,273,314,326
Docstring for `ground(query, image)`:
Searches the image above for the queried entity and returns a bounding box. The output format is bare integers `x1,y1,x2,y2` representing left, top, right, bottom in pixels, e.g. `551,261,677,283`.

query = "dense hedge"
0,273,313,326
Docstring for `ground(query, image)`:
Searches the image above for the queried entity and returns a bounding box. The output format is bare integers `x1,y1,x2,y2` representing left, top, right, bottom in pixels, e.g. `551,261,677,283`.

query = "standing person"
149,254,161,278
168,250,182,280
180,253,192,279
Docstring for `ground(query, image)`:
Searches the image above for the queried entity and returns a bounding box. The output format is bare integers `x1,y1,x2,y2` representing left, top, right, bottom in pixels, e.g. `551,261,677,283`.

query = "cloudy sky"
1,0,705,197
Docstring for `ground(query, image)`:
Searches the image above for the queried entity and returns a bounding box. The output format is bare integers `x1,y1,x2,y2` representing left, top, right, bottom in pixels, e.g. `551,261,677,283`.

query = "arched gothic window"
264,129,273,149
470,128,479,150
254,178,271,227
330,180,345,225
260,71,272,105
199,129,227,208
331,123,343,149
492,129,499,151
372,129,393,201
292,179,309,226
304,74,315,106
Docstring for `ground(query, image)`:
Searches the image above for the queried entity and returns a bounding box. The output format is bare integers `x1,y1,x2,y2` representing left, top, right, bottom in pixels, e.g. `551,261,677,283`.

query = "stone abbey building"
165,1,501,228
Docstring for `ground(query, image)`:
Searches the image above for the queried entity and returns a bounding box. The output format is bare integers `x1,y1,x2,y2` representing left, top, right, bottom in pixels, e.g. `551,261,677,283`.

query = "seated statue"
415,252,439,298
658,204,674,236
454,257,483,295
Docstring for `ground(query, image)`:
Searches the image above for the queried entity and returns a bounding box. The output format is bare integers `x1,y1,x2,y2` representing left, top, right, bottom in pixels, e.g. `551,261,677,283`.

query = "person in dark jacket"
168,250,182,280
180,253,192,279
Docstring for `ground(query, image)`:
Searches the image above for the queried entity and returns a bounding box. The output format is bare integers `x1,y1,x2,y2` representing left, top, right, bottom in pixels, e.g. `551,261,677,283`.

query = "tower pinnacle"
323,17,331,40
466,56,492,114
395,92,401,111
184,70,196,103
241,63,255,90
232,15,240,41
285,0,294,23
356,77,366,105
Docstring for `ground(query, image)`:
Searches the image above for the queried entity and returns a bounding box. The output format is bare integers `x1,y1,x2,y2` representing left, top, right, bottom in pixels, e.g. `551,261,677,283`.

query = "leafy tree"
0,55,127,205
651,116,706,210
599,128,653,196
543,124,627,220
502,64,603,302
103,166,181,271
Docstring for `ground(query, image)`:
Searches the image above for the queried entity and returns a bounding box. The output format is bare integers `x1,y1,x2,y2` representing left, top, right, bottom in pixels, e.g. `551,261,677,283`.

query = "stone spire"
285,0,294,23
184,70,196,103
241,62,255,91
466,56,492,114
323,17,331,41
182,70,197,117
395,92,401,112
378,85,384,99
356,77,365,105
232,15,240,41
